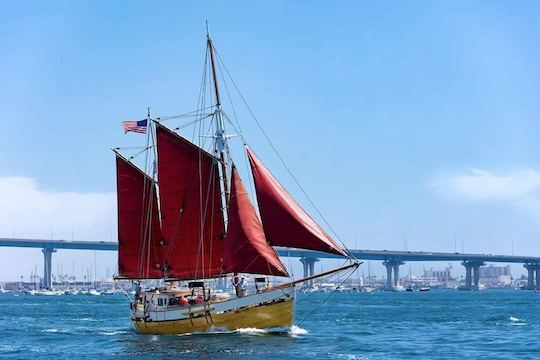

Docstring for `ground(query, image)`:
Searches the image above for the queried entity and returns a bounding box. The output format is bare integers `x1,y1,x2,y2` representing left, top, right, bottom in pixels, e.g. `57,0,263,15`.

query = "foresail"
246,147,347,256
156,123,225,280
223,166,289,277
116,154,163,278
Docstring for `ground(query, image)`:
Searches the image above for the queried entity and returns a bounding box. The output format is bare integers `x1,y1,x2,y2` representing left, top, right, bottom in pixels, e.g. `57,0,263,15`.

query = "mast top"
207,23,222,108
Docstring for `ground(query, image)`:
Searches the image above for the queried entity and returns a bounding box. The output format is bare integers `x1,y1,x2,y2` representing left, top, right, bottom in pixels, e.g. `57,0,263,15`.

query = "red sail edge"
116,154,163,278
223,166,289,277
156,123,225,280
246,147,347,256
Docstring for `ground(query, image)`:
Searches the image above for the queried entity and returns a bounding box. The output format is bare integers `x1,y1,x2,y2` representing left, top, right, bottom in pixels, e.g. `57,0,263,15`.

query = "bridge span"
2,238,540,291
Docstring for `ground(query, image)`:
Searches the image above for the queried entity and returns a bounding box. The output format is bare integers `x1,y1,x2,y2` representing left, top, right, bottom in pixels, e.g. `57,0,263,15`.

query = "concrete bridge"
2,238,540,290
279,249,540,291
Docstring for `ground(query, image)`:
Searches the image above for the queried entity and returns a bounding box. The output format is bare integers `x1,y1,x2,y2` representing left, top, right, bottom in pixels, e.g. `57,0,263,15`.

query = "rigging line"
192,45,212,279
154,107,216,121
157,112,213,121
161,50,211,274
214,47,353,256
172,114,213,131
143,116,157,279
294,267,356,324
219,112,261,209
114,146,147,150
137,111,154,279
214,49,250,204
114,145,153,163
194,101,218,279
216,53,242,133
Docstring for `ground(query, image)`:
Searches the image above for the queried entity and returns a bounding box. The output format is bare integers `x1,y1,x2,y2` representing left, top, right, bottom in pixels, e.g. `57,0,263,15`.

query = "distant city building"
423,266,452,282
480,265,512,286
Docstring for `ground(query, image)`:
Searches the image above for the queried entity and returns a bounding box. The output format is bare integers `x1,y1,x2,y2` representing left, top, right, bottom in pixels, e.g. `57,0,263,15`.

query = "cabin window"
157,298,163,306
169,298,179,306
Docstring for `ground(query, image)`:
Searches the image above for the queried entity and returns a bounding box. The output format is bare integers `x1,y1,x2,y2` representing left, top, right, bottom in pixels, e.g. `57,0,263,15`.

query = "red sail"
223,166,289,277
247,148,347,256
116,154,163,278
156,123,225,279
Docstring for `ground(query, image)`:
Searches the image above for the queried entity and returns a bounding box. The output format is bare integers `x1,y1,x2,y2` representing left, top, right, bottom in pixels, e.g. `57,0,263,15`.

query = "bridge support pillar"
464,262,472,289
300,257,319,287
523,264,540,290
42,247,56,290
383,261,404,290
461,261,484,290
384,262,393,289
393,264,400,287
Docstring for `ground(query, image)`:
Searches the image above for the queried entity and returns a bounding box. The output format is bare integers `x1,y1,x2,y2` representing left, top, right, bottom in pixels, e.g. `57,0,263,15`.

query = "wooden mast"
206,24,230,232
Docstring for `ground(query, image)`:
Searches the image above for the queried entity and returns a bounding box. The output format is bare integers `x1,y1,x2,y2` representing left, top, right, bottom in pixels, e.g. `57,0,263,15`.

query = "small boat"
392,285,406,292
34,289,61,296
101,289,117,296
0,283,9,294
63,288,80,295
419,287,430,292
88,289,101,296
406,286,414,292
360,286,374,293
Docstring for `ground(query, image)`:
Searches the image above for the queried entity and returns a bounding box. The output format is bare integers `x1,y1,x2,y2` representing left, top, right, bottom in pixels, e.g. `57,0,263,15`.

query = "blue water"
0,290,539,359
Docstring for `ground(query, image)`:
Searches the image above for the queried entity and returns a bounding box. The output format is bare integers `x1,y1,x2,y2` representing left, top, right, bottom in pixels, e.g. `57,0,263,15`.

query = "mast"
207,24,230,228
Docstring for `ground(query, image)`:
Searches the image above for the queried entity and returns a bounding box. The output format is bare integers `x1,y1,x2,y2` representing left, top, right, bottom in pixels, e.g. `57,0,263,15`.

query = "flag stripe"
122,119,147,134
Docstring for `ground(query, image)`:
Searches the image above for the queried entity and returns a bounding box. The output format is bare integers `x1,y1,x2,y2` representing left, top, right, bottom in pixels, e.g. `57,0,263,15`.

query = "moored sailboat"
114,28,358,335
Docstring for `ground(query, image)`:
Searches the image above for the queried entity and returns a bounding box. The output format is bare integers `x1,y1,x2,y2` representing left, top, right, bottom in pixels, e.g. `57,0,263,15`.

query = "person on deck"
238,277,248,297
232,274,240,297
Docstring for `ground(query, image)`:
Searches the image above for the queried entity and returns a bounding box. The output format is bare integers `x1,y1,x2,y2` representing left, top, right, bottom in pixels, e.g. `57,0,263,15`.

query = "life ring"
179,296,188,306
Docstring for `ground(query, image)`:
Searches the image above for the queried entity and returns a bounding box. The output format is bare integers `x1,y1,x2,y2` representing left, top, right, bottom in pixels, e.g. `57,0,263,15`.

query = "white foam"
98,330,127,336
41,328,69,333
289,325,308,335
235,327,268,335
175,325,308,337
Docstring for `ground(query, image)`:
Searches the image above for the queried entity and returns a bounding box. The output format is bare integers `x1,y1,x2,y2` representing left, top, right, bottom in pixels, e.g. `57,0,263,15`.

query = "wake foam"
98,330,128,336
40,328,70,333
176,325,309,337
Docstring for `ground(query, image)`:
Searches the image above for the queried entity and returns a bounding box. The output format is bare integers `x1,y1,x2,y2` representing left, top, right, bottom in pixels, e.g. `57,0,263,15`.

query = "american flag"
122,119,147,134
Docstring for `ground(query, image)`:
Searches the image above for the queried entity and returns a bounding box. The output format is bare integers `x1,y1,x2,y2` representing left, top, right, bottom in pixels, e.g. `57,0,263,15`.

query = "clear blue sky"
1,1,540,280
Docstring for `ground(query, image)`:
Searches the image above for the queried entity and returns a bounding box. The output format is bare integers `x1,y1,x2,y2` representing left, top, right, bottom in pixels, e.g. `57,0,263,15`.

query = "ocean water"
0,290,539,359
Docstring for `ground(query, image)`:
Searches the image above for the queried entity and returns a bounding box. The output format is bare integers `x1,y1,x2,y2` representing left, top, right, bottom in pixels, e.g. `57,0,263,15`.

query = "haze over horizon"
1,1,540,280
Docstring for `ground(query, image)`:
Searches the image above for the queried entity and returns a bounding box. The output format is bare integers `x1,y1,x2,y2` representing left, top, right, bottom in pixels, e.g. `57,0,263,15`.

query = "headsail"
156,123,225,279
247,147,347,256
223,166,289,277
116,154,163,278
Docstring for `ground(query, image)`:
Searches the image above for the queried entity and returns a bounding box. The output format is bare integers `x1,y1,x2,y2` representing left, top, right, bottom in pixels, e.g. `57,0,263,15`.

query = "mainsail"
247,147,347,256
223,166,289,277
116,154,163,278
156,123,225,279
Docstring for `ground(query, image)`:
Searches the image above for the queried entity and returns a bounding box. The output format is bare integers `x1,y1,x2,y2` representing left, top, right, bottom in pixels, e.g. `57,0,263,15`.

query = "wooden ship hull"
131,285,295,335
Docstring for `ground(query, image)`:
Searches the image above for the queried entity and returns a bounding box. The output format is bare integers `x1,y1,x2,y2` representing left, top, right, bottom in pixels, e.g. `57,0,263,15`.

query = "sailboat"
114,28,358,335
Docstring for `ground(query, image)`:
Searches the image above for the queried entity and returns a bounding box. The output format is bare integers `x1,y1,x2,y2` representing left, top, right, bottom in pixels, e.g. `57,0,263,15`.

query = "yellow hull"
132,298,294,335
